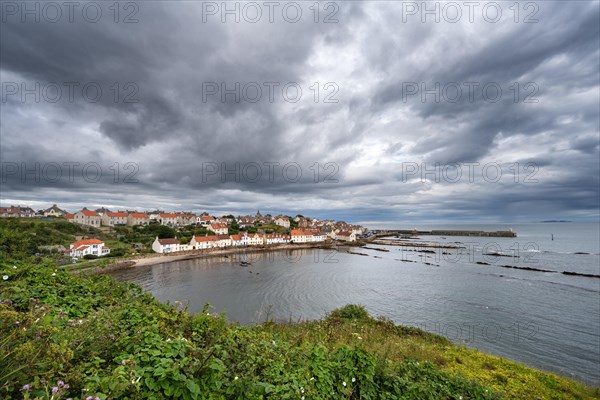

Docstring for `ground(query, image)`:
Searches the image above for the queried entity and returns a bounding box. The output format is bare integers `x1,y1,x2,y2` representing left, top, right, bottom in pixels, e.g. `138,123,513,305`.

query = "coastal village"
0,204,366,259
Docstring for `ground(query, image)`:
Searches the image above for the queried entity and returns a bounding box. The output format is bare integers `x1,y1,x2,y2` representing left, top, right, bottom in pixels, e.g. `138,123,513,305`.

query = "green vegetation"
1,261,597,399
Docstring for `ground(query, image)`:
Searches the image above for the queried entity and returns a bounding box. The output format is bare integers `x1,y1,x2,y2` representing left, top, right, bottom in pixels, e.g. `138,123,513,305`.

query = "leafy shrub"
330,304,370,320
83,254,98,260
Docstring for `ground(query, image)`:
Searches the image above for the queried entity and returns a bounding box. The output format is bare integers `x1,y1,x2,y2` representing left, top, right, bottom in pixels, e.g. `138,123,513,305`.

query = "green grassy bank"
0,261,597,399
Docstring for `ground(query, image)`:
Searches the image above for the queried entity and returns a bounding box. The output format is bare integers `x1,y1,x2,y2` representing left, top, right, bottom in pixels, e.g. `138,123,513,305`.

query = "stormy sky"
1,0,599,224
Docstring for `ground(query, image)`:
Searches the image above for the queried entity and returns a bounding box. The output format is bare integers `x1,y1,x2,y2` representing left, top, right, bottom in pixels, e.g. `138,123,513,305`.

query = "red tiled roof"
106,212,128,217
72,238,104,247
210,223,227,229
129,212,147,218
158,238,179,245
201,215,214,221
160,213,178,218
79,209,98,216
65,213,74,219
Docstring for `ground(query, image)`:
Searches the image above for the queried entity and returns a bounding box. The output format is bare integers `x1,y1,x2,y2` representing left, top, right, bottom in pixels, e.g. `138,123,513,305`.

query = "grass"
0,260,598,399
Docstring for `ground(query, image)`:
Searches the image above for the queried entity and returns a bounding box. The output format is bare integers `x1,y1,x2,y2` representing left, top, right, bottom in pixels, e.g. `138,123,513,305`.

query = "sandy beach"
90,242,340,274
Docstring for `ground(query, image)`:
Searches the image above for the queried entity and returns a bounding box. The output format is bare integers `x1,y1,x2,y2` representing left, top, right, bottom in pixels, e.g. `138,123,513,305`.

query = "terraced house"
101,212,128,227
127,212,149,226
73,209,101,227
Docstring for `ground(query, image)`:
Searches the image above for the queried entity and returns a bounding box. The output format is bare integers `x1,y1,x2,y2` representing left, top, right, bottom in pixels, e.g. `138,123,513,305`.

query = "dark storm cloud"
1,0,598,222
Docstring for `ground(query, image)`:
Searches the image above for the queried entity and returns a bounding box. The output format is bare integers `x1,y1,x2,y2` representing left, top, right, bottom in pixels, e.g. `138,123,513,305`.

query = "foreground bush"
0,261,597,399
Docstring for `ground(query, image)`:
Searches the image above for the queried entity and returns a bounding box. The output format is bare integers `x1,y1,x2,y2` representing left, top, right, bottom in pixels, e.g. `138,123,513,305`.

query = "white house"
190,235,218,250
230,234,244,246
43,204,67,217
291,229,326,243
70,238,110,258
334,231,356,242
208,223,228,235
152,237,180,253
264,233,291,245
274,216,290,229
246,233,263,246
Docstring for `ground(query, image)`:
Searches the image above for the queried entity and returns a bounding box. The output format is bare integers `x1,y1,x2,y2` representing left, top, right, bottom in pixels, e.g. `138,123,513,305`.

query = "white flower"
300,387,304,393
309,377,314,381
301,397,305,400
52,273,56,276
357,336,362,340
459,397,463,400
12,266,17,269
234,376,238,380
343,381,347,387
351,378,356,383
2,275,8,280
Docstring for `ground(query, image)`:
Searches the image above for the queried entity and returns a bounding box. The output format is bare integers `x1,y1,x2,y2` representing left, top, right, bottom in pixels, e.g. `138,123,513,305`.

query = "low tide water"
110,222,600,385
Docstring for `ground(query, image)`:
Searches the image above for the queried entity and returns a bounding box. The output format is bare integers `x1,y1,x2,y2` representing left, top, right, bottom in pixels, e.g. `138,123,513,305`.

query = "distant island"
541,220,572,223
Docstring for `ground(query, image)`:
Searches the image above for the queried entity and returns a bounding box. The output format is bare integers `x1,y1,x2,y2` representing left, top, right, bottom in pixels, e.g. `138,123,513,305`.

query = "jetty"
368,229,517,240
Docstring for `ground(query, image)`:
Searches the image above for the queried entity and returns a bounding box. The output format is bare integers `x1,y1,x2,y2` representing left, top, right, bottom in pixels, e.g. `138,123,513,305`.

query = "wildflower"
2,275,8,280
52,386,59,393
12,266,17,269
57,381,64,387
121,360,127,365
351,378,356,383
21,384,32,391
64,384,70,389
357,336,362,340
86,397,93,400
15,321,20,325
310,377,315,381
234,376,238,380
300,387,304,393
40,307,46,311
343,381,347,387
52,273,56,276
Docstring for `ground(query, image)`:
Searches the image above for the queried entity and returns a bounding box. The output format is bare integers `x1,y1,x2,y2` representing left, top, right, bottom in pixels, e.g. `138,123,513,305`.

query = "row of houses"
152,229,357,253
3,204,365,243
0,205,36,218
152,232,292,253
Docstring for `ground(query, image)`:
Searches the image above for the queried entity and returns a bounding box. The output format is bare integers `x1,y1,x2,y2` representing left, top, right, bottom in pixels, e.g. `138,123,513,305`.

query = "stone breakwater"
370,230,517,239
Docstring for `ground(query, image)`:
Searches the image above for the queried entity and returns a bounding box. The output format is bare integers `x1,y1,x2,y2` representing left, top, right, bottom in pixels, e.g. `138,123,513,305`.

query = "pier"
368,229,517,239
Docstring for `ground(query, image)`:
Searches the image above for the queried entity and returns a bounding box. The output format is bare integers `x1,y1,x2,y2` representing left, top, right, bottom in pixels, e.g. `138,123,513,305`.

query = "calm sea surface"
110,222,600,385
